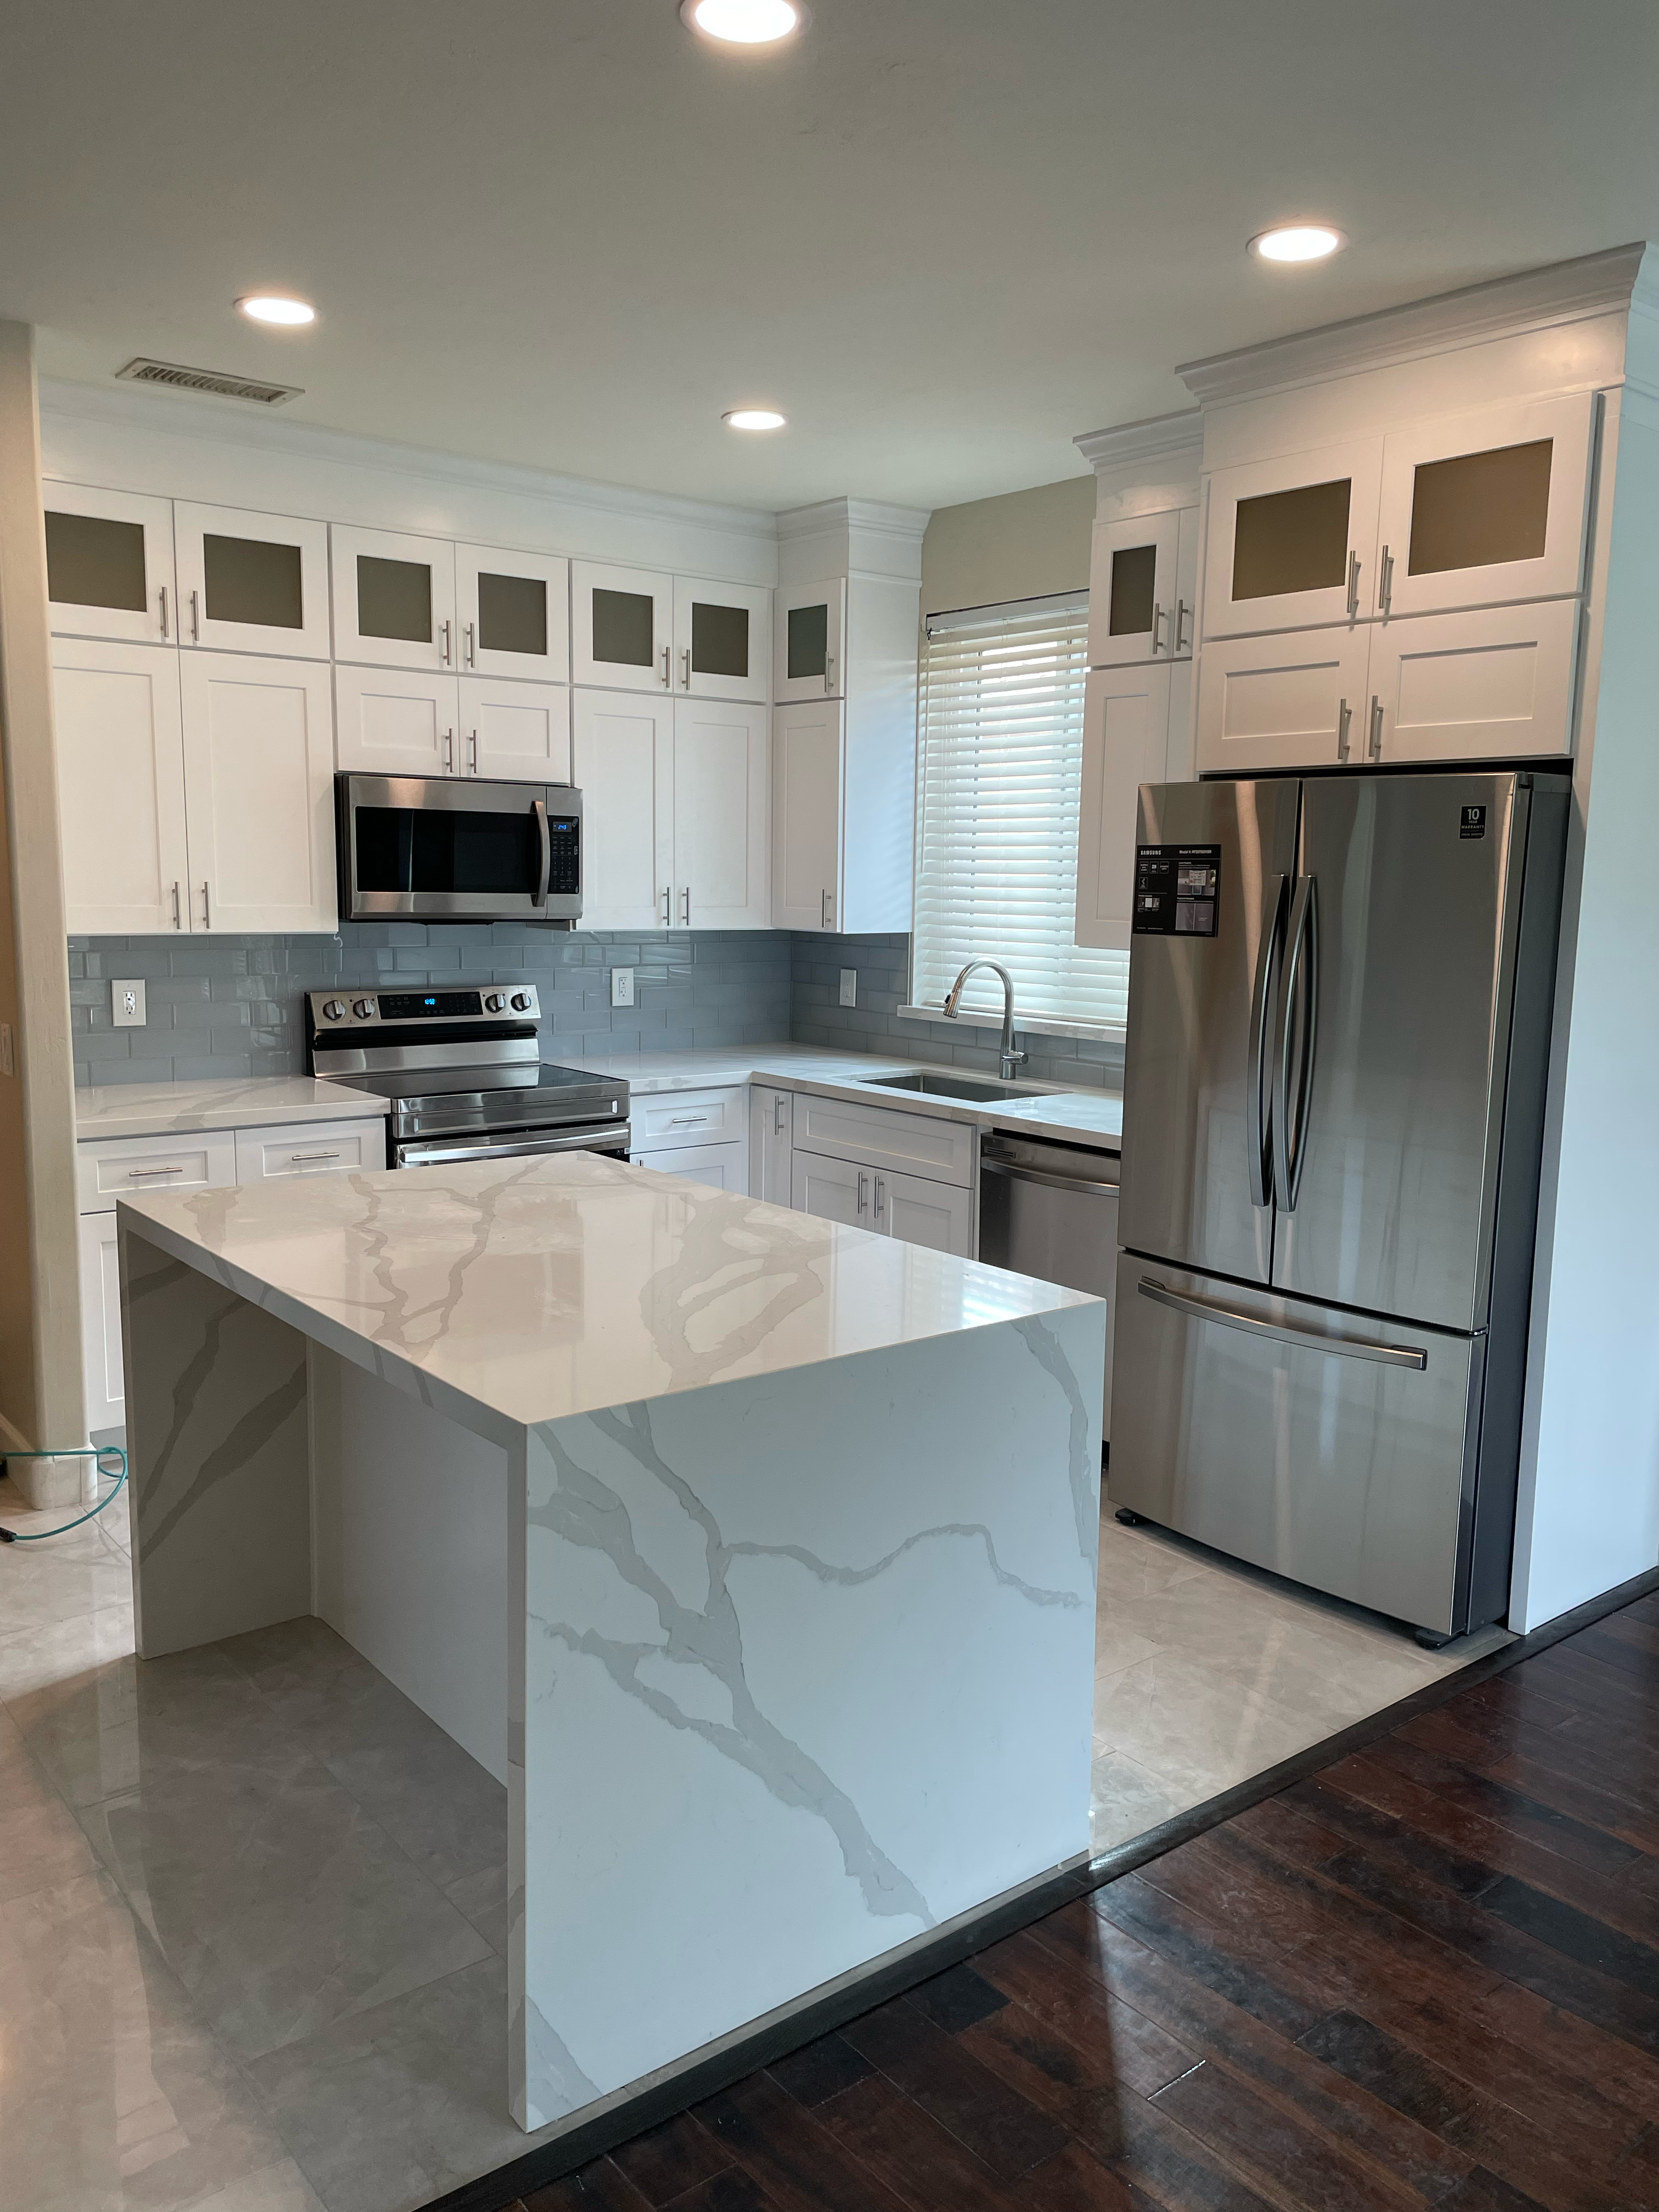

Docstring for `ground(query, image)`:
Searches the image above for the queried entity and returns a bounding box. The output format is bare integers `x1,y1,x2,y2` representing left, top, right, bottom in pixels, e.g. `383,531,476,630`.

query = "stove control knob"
483,991,507,1012
510,991,531,1011
321,998,346,1020
352,998,375,1018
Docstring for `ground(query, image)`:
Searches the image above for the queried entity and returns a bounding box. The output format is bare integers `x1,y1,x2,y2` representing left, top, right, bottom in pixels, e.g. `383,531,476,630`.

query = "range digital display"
377,991,484,1020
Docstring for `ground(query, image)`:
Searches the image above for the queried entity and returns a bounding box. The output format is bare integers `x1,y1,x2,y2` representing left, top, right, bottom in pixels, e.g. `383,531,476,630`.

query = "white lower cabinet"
790,1091,977,1186
630,1140,745,1189
77,1212,125,1435
631,1087,745,1149
789,1149,867,1228
234,1118,386,1183
877,1169,972,1254
787,1091,974,1256
749,1085,792,1203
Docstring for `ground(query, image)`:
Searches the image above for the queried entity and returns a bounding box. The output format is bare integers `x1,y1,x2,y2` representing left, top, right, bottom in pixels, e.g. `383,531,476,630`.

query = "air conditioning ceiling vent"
115,357,303,406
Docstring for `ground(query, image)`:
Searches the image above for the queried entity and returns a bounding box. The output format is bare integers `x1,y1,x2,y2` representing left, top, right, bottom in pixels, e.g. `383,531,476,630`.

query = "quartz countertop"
119,1151,1098,1435
580,1043,1123,1152
75,1075,393,1141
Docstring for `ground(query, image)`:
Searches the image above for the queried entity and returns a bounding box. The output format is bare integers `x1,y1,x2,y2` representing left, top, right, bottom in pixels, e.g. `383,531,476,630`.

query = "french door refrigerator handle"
1136,1277,1427,1370
1273,875,1319,1213
1246,873,1288,1209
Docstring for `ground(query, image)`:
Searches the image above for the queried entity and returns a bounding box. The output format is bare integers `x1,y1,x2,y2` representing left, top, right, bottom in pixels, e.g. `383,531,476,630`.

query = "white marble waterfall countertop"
119,1151,1099,1436
579,1043,1124,1151
75,1074,391,1139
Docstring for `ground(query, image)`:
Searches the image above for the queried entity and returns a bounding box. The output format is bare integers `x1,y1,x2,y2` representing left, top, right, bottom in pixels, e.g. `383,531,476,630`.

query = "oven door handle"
532,798,551,909
397,1123,631,1168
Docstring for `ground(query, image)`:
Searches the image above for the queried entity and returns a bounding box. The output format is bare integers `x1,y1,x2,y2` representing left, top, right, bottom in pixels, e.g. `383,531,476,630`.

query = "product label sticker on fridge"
1460,805,1487,840
1133,844,1221,937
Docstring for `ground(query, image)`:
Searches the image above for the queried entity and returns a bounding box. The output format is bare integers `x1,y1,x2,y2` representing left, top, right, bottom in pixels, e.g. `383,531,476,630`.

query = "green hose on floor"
0,1446,127,1542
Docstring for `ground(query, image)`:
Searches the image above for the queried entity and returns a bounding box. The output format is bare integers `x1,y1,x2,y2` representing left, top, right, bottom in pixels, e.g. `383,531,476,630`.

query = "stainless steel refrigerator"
1110,769,1569,1642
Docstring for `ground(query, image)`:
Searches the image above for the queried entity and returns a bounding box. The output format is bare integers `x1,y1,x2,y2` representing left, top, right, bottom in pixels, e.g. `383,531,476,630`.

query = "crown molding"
38,376,780,544
1073,407,1203,474
1177,242,1656,407
776,496,931,544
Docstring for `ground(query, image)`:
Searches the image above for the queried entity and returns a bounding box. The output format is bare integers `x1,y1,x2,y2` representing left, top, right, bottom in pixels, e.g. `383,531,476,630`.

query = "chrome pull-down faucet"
943,960,1027,1081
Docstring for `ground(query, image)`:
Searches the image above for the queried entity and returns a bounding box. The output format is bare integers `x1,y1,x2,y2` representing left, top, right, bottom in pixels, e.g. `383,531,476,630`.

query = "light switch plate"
611,967,636,1008
112,979,146,1028
839,968,857,1008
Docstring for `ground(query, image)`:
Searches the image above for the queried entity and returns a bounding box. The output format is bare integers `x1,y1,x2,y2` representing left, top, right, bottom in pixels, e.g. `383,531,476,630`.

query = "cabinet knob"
323,999,346,1020
484,991,507,1012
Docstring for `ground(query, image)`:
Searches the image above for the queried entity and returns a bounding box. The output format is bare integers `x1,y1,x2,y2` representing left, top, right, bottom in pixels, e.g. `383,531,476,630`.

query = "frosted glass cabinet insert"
573,561,769,702
1087,511,1199,667
44,483,176,646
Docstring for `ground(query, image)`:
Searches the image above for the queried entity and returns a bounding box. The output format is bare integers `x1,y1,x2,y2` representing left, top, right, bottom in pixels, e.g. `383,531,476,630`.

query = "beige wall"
920,473,1095,618
0,321,81,1451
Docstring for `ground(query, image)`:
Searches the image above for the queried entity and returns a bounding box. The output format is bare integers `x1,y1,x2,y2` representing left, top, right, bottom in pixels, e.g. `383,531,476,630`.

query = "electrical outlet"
0,1023,13,1078
112,979,146,1028
838,968,857,1008
611,967,636,1008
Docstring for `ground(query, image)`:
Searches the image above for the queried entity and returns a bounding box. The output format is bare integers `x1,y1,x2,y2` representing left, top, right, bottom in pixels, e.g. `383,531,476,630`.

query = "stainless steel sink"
864,1070,1029,1103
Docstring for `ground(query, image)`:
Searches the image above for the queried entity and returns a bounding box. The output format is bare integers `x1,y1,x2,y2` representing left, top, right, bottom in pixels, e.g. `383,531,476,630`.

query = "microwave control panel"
547,816,580,897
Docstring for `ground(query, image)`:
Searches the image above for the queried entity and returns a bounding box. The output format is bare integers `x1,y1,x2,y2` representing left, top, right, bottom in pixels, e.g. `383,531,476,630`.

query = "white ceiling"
5,1,1658,515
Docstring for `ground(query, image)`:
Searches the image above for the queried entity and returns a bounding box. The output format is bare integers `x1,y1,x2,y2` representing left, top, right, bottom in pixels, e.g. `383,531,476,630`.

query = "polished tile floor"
0,1468,1505,2212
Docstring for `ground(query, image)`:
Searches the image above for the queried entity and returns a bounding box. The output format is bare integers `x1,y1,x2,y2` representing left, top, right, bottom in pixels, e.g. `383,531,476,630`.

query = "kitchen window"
910,593,1127,1036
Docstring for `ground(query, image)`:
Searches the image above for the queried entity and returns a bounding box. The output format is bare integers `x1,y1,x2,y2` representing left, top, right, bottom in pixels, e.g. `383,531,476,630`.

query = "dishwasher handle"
980,1157,1120,1198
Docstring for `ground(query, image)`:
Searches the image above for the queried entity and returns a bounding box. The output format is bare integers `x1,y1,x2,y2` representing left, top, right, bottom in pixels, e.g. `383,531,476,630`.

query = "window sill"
898,1005,1125,1047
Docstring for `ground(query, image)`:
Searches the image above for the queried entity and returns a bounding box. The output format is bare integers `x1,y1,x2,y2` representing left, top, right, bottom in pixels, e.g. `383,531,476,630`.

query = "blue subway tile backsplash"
67,926,1123,1092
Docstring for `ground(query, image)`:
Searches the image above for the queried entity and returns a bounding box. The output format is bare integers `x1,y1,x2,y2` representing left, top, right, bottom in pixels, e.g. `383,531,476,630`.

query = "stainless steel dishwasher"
978,1130,1120,1443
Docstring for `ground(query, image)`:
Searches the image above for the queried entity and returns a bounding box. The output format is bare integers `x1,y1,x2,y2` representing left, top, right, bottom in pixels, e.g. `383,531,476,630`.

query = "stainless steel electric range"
306,984,629,1169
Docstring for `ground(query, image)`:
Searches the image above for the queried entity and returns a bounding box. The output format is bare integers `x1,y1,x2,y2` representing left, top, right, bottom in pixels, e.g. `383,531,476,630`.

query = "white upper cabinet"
572,691,674,930
173,503,331,659
771,698,843,930
1374,393,1594,620
1074,662,1179,951
44,484,176,646
672,577,769,703
1088,509,1199,667
1202,437,1384,638
331,524,458,672
455,544,569,682
571,561,673,693
53,639,189,933
1195,624,1374,776
1366,599,1579,765
458,675,571,782
671,697,769,930
335,665,460,778
775,576,848,702
178,653,337,932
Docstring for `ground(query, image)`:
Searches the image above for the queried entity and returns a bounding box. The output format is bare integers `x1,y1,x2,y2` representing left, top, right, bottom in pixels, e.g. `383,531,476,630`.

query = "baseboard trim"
424,1558,1659,2212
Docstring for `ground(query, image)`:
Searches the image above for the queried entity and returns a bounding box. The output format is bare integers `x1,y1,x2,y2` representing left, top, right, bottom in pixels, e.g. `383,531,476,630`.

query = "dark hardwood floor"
498,1588,1659,2212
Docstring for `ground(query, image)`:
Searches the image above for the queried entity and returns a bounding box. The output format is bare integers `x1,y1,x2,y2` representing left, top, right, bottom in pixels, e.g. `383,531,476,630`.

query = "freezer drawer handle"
981,1158,1120,1199
1136,1276,1427,1370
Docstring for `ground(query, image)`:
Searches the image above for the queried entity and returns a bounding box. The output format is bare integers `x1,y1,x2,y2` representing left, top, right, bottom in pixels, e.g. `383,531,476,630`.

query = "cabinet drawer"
791,1091,974,1186
1370,600,1579,765
630,1140,744,1190
234,1118,386,1183
631,1087,745,1148
77,1128,238,1213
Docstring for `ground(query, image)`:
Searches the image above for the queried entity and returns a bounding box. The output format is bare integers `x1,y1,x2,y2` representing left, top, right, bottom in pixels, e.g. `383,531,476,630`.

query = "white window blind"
911,594,1128,1036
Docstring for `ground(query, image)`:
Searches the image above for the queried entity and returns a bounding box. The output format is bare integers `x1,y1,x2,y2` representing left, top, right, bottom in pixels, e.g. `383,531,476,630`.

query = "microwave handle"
532,798,551,908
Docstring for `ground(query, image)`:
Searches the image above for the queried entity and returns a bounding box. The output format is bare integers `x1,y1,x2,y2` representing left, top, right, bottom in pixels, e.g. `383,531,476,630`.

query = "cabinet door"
630,1140,744,1189
1195,624,1373,776
335,665,462,776
749,1086,792,1203
672,697,769,929
1376,393,1594,620
53,639,189,934
1087,511,1181,667
459,675,571,781
572,690,674,930
875,1168,972,1256
673,576,770,703
173,502,330,658
44,483,176,645
1202,438,1383,637
771,698,843,928
1074,662,1174,952
1367,600,1579,766
179,653,336,933
456,544,569,682
790,1149,870,1228
571,561,673,693
775,576,847,703
331,524,457,671
1173,506,1200,658
78,1211,125,1435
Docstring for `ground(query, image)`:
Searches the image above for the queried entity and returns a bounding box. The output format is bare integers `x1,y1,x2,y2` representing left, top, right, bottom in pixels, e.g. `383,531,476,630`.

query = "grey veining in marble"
75,1075,390,1139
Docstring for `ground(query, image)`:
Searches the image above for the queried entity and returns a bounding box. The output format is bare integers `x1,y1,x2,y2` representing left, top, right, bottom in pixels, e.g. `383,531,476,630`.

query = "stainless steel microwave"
335,775,582,925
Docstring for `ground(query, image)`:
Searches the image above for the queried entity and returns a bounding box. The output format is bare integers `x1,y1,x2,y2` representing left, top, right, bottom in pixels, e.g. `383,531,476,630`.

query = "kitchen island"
116,1152,1106,2137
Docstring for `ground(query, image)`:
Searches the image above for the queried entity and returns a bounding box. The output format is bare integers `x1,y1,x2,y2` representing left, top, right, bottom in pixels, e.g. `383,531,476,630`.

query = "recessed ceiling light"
681,0,804,46
723,408,786,431
235,295,317,327
1248,224,1347,266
